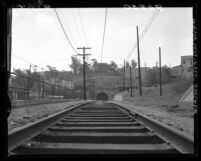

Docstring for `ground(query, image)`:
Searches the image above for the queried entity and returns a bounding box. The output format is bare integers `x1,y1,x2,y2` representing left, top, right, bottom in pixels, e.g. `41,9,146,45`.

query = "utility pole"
77,47,91,100
130,65,133,97
88,74,92,100
116,80,119,93
123,60,125,91
159,47,162,96
144,62,147,79
136,26,142,96
91,80,95,100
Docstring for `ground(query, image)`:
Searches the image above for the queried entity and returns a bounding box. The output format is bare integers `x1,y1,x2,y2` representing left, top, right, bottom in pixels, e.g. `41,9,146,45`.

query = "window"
183,60,186,64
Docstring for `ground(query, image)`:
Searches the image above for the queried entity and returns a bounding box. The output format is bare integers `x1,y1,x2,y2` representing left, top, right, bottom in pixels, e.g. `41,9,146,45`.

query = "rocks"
113,100,194,138
8,101,83,131
10,121,15,125
161,104,169,108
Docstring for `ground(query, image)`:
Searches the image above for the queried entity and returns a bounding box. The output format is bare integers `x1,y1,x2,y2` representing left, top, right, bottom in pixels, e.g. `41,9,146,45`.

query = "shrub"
172,76,193,94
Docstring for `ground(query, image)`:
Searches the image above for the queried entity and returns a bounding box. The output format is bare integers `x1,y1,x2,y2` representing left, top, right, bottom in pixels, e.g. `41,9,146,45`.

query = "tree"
12,69,27,88
143,65,174,87
91,58,98,71
110,61,118,73
143,67,159,87
125,61,130,68
131,59,137,68
78,61,91,74
69,55,82,74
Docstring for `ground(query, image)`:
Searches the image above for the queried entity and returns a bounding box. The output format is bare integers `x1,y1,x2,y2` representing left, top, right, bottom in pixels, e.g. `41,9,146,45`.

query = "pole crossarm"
77,47,91,50
77,54,91,56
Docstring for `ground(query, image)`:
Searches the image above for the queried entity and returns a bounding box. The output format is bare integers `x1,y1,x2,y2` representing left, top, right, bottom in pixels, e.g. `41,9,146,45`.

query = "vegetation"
172,76,193,94
10,55,193,100
69,56,137,76
143,65,174,87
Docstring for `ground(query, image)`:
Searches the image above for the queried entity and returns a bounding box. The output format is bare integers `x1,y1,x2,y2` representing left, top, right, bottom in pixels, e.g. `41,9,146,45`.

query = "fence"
8,72,73,100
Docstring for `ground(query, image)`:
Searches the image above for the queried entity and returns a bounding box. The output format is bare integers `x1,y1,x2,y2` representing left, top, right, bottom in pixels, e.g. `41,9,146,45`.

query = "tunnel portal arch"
96,92,109,100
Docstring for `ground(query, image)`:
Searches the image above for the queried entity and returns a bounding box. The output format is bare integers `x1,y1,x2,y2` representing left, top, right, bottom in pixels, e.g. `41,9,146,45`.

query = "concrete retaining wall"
180,85,193,103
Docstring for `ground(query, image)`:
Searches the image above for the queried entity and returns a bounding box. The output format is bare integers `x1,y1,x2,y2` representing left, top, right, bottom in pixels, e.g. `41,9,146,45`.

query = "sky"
11,7,193,72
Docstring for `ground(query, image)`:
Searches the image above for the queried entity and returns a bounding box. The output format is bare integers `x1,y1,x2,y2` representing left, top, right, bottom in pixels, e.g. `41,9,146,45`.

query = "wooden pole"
136,26,142,96
159,47,162,96
130,65,133,97
77,47,91,100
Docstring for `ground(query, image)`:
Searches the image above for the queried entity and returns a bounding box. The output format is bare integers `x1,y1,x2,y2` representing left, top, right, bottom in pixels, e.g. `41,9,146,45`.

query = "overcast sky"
11,7,193,71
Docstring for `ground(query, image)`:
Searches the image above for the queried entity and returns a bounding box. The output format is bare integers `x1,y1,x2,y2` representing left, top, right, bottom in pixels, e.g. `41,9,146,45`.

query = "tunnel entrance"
96,92,109,100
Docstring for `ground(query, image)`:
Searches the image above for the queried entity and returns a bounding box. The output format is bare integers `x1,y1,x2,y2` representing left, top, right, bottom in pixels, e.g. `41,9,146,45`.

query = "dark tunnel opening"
96,92,109,100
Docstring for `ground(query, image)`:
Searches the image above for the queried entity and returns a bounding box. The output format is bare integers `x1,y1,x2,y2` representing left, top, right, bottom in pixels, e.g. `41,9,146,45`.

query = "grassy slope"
115,83,194,137
122,83,193,107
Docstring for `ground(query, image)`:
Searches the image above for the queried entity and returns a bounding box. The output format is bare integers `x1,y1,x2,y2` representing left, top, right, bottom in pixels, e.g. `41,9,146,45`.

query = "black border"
1,0,200,160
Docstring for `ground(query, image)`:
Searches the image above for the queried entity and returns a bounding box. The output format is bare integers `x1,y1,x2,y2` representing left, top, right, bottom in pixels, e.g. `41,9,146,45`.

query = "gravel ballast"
111,100,194,139
7,101,86,131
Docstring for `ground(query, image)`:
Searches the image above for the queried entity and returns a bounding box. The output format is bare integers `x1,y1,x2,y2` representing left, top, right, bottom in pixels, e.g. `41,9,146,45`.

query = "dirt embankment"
113,84,194,138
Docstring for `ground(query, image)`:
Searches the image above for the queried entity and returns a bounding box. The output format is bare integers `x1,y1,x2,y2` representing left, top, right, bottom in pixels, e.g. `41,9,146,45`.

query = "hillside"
113,82,194,137
72,72,124,89
121,82,193,106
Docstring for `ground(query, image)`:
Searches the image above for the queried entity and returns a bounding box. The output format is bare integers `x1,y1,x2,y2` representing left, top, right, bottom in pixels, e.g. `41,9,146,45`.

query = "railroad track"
8,101,194,155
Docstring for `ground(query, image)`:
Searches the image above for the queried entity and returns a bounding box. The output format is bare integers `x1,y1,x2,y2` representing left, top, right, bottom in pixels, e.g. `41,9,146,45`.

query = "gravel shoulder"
8,101,85,131
111,100,194,139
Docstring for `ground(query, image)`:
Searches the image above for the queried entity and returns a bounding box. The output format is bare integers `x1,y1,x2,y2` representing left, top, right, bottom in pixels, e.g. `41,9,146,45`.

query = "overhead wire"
12,55,45,70
125,9,159,60
54,8,79,54
48,9,68,43
100,8,108,91
125,9,160,61
100,8,108,63
71,9,84,45
78,8,88,46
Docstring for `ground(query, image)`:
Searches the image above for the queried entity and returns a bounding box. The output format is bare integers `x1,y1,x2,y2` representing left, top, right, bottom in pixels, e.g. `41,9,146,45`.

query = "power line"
49,9,68,43
140,10,160,42
13,55,34,65
12,55,45,70
90,55,125,61
100,8,108,92
35,58,69,64
140,9,160,40
59,9,80,48
101,8,108,63
125,9,160,60
71,9,84,45
78,8,88,46
126,9,159,60
54,8,79,54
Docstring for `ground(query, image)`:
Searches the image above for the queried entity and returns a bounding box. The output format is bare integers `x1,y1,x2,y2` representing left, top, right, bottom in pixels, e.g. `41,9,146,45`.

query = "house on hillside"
172,55,193,79
45,77,74,89
60,80,74,89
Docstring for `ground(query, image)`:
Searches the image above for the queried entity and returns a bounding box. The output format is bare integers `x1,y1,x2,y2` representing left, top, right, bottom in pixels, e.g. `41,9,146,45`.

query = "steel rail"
8,101,92,153
109,102,194,154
